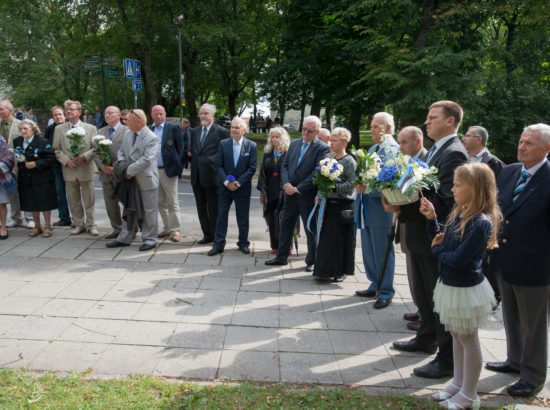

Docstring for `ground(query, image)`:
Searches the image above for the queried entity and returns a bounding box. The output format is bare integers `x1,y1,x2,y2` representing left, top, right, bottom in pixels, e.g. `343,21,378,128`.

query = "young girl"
419,163,502,409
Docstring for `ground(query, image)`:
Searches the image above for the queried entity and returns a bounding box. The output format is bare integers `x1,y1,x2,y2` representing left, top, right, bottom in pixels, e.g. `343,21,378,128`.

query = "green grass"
0,368,443,409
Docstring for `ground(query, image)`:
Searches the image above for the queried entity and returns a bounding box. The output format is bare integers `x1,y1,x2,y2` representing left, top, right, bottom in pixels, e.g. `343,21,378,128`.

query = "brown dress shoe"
158,231,170,238
104,232,119,239
407,320,421,331
171,233,181,242
404,312,420,321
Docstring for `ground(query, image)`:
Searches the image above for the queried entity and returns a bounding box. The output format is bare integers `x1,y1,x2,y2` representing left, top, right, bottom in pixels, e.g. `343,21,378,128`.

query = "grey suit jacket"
53,122,97,182
94,123,128,183
117,127,159,191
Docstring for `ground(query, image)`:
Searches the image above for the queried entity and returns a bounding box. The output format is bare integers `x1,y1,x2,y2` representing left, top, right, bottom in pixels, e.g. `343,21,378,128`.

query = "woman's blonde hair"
447,162,502,249
264,126,290,153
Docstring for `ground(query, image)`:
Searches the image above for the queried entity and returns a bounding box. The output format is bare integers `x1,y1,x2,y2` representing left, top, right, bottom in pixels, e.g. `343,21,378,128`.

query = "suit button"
505,220,509,224
502,239,507,244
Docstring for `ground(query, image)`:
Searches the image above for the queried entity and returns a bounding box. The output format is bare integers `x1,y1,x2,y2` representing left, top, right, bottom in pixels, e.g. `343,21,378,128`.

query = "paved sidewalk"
0,185,547,407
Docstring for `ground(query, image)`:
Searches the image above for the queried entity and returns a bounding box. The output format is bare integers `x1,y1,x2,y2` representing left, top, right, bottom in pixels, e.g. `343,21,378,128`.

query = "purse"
340,209,355,224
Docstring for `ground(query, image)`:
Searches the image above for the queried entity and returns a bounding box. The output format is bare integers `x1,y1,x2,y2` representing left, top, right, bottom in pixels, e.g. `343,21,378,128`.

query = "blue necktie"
425,145,436,163
109,127,114,140
233,141,239,167
512,171,529,202
132,132,138,146
297,142,308,165
200,128,208,147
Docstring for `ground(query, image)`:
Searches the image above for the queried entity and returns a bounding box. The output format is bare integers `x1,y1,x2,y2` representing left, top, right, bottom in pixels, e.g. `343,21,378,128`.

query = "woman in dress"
312,127,357,282
0,136,16,239
13,120,58,238
257,126,290,254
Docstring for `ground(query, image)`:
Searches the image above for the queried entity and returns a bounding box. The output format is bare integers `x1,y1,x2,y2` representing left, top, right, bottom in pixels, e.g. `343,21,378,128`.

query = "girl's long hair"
446,163,502,249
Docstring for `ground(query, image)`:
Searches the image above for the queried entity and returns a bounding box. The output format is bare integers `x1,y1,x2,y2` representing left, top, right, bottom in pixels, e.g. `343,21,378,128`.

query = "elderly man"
266,115,330,270
52,100,98,236
44,105,72,227
0,100,34,228
318,127,331,144
95,106,127,239
150,105,183,242
208,117,257,256
486,124,550,397
396,126,428,328
106,109,159,251
355,112,400,309
190,104,230,244
463,125,504,176
390,101,468,378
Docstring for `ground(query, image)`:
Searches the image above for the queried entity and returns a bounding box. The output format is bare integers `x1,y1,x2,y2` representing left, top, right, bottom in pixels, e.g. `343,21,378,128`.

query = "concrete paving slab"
15,281,70,298
31,341,108,372
231,307,279,328
280,352,343,384
169,323,227,350
6,316,73,340
235,291,279,310
240,277,280,293
114,320,176,346
278,328,333,354
329,330,387,356
0,339,49,368
93,344,165,375
133,302,188,323
219,350,279,382
58,318,124,343
154,348,221,379
102,280,155,302
57,280,116,300
34,298,96,318
279,309,327,330
199,276,241,291
0,296,50,315
0,314,23,337
224,326,278,352
181,306,233,325
192,289,237,307
336,353,406,387
85,300,143,320
0,280,27,298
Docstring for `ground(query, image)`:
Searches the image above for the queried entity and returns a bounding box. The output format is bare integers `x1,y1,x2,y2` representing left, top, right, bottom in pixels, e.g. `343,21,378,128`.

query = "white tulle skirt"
433,277,496,335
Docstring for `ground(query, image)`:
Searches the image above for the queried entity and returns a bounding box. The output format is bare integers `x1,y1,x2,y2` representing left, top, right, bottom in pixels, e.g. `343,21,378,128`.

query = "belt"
158,166,164,169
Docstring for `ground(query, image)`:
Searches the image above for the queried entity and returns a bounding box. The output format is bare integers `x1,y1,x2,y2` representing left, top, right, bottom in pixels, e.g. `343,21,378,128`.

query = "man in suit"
208,117,257,256
463,125,504,176
53,100,99,236
318,128,331,144
150,105,183,242
390,100,469,378
0,99,34,228
396,126,428,329
43,105,72,227
106,109,159,252
485,123,550,397
265,115,330,270
95,106,127,239
355,112,400,309
190,104,230,244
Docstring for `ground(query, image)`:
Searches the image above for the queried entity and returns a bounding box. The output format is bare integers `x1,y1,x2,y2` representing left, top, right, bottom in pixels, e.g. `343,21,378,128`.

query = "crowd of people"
0,97,549,407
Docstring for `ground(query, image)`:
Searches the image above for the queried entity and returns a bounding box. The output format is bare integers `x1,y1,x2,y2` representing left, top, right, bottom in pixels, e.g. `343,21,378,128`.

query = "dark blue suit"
489,159,550,388
276,137,330,264
149,122,183,177
213,137,257,250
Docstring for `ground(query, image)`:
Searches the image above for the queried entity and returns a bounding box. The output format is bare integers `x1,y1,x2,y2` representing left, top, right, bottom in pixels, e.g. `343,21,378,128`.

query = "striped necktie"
297,142,308,165
512,171,529,202
200,128,208,147
109,127,114,139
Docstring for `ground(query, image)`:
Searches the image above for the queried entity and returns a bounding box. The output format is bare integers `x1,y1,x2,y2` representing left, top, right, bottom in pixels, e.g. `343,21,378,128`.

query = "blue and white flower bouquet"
313,157,344,196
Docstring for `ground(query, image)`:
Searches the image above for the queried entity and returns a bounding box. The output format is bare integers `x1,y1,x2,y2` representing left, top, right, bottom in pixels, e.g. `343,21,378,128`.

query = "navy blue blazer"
191,123,230,187
489,160,550,286
149,122,183,178
217,137,257,197
280,137,330,202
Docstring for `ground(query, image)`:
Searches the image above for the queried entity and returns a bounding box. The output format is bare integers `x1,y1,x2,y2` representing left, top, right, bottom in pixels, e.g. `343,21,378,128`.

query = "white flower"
99,139,112,146
66,126,86,137
337,164,343,172
329,173,338,180
321,165,330,176
93,135,105,143
356,149,365,158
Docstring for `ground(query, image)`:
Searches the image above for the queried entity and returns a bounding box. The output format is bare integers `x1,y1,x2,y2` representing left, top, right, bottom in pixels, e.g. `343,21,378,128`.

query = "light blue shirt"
153,121,165,166
519,158,548,185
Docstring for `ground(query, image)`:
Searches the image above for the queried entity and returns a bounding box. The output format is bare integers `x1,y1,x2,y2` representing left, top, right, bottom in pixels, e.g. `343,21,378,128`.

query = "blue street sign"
181,75,185,98
132,79,142,92
134,60,141,79
124,58,134,79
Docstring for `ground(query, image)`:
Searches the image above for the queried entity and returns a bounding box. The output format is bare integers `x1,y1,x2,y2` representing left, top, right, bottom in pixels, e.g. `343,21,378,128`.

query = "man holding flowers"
52,100,99,236
94,106,127,239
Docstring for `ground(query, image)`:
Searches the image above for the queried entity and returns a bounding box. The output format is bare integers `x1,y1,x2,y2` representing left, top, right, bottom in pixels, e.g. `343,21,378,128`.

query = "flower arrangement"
313,157,343,196
349,146,380,186
65,126,86,156
97,139,112,165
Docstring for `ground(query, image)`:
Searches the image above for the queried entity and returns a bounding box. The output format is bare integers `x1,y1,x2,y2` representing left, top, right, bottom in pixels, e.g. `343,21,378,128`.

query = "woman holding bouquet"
312,127,356,282
13,120,58,237
257,126,290,254
0,136,15,239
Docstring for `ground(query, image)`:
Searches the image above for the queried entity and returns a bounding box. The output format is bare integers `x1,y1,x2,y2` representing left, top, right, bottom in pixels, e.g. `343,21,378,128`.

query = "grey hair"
0,100,14,112
232,116,248,132
200,103,216,115
373,112,395,134
525,123,550,145
401,125,423,142
468,126,489,146
331,127,351,143
264,126,290,153
303,115,322,131
19,119,40,135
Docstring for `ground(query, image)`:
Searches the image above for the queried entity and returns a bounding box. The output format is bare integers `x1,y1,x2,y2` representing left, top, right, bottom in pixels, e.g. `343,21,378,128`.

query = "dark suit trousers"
276,194,316,265
214,192,250,250
410,252,453,367
498,271,549,388
192,179,218,241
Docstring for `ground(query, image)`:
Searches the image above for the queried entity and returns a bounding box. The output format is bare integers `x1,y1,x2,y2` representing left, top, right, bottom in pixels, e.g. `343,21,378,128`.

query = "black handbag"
340,209,355,224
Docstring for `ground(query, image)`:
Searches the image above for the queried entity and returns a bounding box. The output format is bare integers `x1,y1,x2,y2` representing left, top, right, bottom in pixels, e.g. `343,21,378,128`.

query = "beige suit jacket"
53,122,97,182
94,123,127,183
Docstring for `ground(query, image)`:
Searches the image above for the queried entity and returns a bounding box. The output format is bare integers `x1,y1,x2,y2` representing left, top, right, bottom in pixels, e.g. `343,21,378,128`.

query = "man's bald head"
398,126,424,157
127,109,147,132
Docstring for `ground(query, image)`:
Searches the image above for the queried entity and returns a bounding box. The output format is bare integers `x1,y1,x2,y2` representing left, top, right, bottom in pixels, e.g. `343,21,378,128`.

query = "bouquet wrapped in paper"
313,157,344,196
65,126,86,157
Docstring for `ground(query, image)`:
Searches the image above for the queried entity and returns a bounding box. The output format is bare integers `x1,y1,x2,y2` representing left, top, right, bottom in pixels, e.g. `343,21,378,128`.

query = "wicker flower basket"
382,187,419,205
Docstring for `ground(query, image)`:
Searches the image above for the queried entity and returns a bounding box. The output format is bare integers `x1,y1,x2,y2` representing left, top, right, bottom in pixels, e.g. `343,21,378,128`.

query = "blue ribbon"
306,193,326,245
355,194,368,229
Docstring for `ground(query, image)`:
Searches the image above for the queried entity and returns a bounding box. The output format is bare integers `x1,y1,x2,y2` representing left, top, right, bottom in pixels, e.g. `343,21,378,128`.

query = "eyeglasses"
129,109,140,118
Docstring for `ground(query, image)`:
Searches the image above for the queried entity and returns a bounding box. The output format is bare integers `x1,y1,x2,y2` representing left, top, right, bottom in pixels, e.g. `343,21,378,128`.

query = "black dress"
13,135,58,212
257,151,286,250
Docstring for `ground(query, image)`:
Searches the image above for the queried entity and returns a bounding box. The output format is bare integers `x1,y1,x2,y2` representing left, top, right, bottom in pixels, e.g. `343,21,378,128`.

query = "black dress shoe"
485,360,519,373
0,234,8,240
374,298,392,309
139,243,156,252
393,339,438,354
208,247,223,256
106,241,130,248
239,246,250,254
265,258,288,266
305,264,314,272
332,275,345,282
413,360,453,379
197,237,213,245
507,379,542,397
355,289,376,298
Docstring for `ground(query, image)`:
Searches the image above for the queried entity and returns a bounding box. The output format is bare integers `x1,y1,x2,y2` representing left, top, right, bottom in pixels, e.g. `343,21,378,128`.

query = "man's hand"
187,151,192,157
125,173,132,180
99,165,114,175
419,197,436,220
355,183,367,194
284,184,298,196
66,159,77,169
432,232,444,247
74,154,85,165
259,192,266,205
381,194,400,214
227,181,239,191
25,161,37,169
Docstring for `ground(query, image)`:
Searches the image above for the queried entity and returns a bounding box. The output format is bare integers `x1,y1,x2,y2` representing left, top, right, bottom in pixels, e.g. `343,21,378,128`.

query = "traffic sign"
103,65,120,71
181,75,185,98
82,64,100,69
104,71,121,77
103,57,119,62
132,79,142,91
84,54,100,60
134,60,141,79
83,59,99,64
181,98,186,106
124,58,134,79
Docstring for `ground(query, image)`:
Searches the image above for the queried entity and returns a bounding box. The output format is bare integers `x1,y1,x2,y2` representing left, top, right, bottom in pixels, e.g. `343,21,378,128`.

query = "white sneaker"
6,220,18,228
26,221,35,229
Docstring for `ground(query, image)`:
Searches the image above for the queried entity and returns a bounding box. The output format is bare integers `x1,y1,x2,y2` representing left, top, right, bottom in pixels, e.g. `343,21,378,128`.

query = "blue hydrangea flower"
410,158,429,168
377,165,398,182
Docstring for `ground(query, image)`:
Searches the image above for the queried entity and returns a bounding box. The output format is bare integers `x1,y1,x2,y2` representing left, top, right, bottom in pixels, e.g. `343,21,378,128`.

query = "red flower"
273,172,278,177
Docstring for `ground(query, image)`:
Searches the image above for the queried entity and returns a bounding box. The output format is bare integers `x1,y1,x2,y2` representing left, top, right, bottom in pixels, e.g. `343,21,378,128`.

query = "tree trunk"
348,103,362,148
310,93,321,117
299,103,306,132
324,105,332,130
